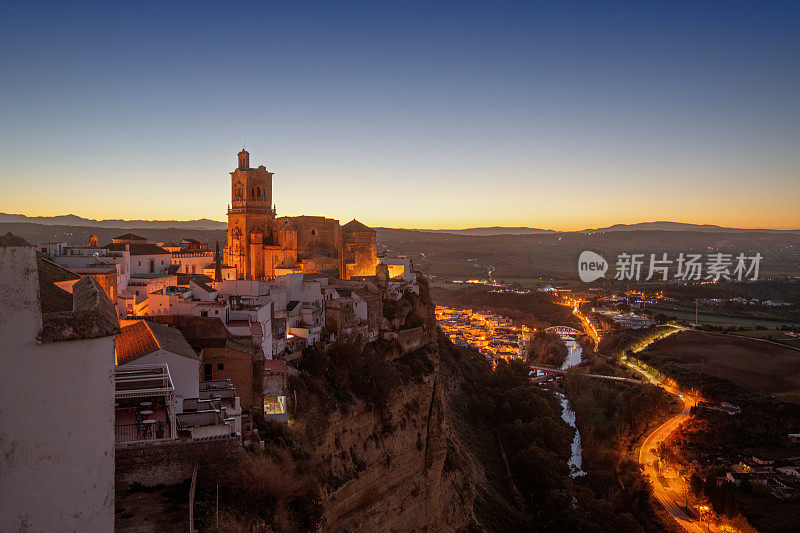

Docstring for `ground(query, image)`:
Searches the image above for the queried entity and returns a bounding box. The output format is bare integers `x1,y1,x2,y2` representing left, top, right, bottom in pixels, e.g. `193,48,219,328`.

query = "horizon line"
3,212,800,233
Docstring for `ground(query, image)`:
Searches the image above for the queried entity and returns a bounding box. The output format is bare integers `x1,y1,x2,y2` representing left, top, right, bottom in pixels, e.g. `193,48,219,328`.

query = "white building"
380,255,416,282
1,234,118,532
105,234,172,276
116,320,201,402
171,250,214,274
145,282,230,321
115,320,241,439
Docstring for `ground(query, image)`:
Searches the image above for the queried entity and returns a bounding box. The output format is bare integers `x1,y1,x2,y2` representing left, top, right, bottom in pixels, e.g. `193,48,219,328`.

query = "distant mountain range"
582,221,800,233
2,213,798,236
0,213,228,230
405,226,555,236
396,221,800,236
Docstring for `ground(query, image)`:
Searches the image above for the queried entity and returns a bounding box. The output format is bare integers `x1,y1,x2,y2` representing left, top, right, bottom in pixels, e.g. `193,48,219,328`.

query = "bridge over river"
529,365,644,385
544,326,583,336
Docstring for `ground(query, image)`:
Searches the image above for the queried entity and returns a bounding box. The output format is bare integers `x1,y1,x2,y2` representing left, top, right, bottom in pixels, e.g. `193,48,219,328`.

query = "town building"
1,233,118,532
223,149,379,280
115,319,242,440
263,359,288,423
106,233,172,276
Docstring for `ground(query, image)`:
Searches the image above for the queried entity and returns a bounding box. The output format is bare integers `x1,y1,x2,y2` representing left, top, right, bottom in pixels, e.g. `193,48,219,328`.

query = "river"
556,338,586,478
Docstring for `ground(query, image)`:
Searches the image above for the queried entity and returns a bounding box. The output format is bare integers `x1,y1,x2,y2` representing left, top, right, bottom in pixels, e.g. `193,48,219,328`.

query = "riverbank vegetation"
561,371,677,531
526,330,568,367
439,333,655,531
597,325,678,359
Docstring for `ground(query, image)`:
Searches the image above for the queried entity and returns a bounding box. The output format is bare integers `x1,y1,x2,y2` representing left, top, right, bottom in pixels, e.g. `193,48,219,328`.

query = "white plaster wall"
130,253,172,275
190,424,231,440
273,273,303,299
121,349,199,401
352,295,368,321
171,253,212,273
300,280,324,306
0,245,115,532
215,279,268,297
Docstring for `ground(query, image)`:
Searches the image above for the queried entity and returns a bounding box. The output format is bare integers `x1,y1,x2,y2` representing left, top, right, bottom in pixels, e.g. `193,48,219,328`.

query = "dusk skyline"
2,1,799,230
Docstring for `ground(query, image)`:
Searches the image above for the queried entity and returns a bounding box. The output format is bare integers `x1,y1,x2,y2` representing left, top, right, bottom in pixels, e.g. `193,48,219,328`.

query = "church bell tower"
224,149,276,280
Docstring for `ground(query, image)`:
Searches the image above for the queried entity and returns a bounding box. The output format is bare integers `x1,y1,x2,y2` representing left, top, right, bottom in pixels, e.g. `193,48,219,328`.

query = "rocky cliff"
319,367,472,531
315,278,474,530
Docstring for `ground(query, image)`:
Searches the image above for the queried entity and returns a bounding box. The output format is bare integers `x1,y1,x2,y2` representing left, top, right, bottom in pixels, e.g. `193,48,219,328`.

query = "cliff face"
319,375,472,531
317,280,474,531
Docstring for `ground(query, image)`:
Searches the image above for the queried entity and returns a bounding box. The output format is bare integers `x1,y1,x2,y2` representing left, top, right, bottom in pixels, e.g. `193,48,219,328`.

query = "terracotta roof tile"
190,280,216,293
37,259,79,314
116,320,198,365
341,219,375,233
38,275,120,343
113,233,147,241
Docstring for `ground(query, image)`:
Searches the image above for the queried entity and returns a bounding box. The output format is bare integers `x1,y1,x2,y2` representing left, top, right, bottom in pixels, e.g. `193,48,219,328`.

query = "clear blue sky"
1,1,798,229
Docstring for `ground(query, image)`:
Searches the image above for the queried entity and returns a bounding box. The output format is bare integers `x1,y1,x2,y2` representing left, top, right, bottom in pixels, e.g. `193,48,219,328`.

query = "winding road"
567,304,708,531
636,381,704,533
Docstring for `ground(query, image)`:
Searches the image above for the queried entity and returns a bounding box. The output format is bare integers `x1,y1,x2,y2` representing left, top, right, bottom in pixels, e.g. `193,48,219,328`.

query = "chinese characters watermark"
579,251,762,282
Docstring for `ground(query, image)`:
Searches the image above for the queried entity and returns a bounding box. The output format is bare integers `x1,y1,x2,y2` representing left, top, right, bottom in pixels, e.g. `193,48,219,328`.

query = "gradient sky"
1,1,799,230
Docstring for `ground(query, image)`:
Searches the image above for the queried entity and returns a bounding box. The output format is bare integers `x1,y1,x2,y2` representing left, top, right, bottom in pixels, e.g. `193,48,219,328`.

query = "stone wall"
285,215,341,258
201,347,257,411
383,326,427,354
115,438,244,488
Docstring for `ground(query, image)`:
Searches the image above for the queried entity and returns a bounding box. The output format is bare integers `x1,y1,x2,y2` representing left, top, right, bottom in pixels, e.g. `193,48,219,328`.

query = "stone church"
223,149,378,280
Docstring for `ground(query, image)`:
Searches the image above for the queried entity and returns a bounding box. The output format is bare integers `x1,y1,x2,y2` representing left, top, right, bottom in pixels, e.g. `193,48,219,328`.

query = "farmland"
644,331,800,400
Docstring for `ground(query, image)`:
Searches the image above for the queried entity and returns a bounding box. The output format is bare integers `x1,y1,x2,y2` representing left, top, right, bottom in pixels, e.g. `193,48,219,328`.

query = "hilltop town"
1,151,434,531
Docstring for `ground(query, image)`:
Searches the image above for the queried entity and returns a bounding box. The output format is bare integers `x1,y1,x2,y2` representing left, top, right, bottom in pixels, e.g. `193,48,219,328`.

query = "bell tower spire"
226,149,275,280
237,149,250,170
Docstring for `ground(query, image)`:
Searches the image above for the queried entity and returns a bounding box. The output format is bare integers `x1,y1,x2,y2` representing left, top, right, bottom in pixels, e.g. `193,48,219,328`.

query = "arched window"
251,188,255,198
257,186,262,197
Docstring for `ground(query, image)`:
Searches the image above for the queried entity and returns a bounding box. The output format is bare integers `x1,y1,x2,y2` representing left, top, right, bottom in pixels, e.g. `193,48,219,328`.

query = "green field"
647,306,800,328
728,329,800,348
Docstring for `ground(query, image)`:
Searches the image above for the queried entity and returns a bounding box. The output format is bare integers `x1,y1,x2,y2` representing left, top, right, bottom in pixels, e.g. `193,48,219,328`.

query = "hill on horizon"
583,221,800,233
389,221,800,235
3,217,799,280
0,213,228,230
3,213,799,240
396,226,556,236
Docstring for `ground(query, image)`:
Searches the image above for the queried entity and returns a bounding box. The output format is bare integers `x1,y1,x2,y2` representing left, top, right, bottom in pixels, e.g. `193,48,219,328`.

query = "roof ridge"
143,320,161,350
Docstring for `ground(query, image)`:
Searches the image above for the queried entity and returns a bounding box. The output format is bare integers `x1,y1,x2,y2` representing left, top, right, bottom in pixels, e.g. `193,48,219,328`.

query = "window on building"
217,363,224,371
264,396,286,415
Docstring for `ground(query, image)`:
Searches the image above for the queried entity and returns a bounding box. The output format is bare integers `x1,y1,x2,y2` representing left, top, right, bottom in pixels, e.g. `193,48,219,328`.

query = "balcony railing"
115,364,175,399
115,421,169,444
200,379,234,391
176,410,225,430
182,398,223,412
